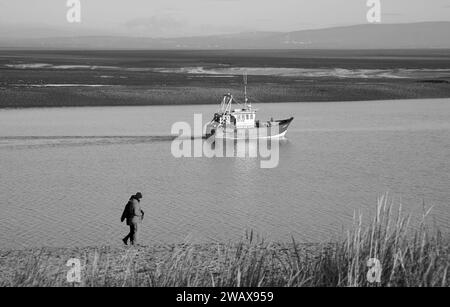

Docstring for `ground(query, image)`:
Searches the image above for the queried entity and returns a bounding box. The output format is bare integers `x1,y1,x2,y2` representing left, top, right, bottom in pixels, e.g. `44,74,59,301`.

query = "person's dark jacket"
121,198,144,225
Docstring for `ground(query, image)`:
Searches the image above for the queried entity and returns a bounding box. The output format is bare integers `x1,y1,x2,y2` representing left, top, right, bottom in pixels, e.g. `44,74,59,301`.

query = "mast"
243,72,250,108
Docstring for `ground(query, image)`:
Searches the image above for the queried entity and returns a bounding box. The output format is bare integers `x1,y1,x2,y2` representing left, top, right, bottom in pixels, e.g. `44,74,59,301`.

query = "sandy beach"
0,242,324,287
1,211,448,287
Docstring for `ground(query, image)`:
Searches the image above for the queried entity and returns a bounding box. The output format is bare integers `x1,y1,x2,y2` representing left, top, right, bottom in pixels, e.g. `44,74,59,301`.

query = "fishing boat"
205,75,294,140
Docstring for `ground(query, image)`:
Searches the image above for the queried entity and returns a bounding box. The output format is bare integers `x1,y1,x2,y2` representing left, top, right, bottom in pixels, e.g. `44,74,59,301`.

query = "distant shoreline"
1,21,449,49
1,49,449,108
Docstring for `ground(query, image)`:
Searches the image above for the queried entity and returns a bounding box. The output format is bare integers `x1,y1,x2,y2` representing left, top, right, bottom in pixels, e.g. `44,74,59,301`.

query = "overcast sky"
0,0,449,37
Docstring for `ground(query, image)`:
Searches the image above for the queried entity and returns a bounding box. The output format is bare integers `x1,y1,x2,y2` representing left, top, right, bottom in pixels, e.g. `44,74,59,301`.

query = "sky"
0,0,449,37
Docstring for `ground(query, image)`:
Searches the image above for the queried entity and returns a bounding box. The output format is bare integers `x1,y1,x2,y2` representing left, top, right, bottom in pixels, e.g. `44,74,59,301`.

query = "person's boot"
122,237,128,245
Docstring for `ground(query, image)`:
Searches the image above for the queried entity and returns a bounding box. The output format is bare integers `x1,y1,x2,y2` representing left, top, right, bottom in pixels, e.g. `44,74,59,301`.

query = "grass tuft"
1,194,448,287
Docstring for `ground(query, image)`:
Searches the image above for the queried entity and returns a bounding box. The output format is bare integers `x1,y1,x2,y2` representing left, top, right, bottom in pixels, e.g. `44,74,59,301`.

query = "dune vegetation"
0,195,448,287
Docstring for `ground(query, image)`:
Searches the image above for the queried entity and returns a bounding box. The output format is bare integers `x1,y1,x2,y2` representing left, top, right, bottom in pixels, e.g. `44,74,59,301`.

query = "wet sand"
1,50,449,108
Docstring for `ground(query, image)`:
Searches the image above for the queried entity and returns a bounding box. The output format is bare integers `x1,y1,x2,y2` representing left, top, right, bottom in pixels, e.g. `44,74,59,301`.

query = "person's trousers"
124,221,139,245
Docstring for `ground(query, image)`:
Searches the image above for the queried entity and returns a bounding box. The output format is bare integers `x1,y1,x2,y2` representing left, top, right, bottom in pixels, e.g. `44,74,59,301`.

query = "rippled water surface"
0,99,449,249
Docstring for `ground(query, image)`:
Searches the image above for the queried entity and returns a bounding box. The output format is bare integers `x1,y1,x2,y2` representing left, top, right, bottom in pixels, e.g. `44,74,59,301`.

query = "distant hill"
1,22,449,49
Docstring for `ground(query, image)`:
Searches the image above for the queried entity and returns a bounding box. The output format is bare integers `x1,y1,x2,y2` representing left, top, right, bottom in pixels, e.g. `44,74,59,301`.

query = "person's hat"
134,192,143,199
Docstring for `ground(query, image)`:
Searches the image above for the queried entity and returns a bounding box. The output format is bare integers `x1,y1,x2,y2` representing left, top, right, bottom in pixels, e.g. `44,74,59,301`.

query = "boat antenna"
243,72,250,108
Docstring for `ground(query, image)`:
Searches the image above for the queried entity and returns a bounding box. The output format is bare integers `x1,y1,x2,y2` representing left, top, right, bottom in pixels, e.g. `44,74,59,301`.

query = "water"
0,99,449,249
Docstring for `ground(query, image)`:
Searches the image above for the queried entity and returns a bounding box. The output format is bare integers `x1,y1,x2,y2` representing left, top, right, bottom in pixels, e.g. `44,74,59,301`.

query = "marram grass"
1,195,448,287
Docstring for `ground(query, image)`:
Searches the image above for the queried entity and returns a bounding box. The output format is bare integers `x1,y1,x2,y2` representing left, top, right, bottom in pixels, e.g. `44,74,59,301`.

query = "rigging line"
247,95,262,103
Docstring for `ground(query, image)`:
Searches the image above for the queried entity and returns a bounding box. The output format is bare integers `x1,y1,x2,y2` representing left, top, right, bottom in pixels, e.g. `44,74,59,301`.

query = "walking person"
121,192,144,246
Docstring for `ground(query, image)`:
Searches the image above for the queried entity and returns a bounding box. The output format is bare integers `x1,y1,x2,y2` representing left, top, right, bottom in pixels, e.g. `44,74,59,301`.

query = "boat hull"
208,117,294,140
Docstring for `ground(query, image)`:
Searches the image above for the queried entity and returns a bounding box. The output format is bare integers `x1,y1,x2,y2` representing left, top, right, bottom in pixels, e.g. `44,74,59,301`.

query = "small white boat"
205,75,294,140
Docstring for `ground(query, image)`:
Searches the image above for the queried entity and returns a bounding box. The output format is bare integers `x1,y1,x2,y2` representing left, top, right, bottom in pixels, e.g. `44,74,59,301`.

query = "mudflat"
1,49,449,108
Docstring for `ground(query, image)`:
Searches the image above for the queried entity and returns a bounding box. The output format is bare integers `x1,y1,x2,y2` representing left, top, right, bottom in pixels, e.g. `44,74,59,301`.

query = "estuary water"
0,99,449,249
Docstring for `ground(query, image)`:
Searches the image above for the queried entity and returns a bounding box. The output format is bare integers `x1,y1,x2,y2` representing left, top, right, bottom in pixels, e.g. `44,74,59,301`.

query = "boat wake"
0,135,192,149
